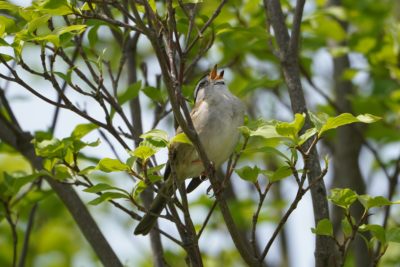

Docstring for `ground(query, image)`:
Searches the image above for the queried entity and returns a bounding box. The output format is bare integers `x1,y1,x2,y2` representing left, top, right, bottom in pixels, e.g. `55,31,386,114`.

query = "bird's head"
194,65,225,103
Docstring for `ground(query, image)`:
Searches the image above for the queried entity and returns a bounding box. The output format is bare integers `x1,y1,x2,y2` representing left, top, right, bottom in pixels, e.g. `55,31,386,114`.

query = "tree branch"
263,1,336,266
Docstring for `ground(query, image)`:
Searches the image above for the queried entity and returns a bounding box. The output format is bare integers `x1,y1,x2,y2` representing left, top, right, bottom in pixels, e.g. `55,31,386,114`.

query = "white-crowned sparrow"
134,65,245,235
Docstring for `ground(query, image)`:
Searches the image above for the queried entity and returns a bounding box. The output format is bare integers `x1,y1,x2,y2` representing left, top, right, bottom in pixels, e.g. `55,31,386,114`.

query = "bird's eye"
198,80,207,87
215,81,225,85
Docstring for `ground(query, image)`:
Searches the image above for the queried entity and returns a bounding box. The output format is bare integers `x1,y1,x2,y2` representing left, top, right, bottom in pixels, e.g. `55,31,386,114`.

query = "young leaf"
71,123,99,139
308,111,328,130
142,86,164,103
359,224,386,244
78,166,95,175
140,129,169,144
242,146,290,162
275,113,305,139
357,195,392,209
54,25,87,35
96,158,129,172
133,180,147,197
319,113,381,137
88,192,128,205
298,128,318,146
248,124,284,140
54,164,72,180
118,81,141,105
269,166,292,182
386,227,400,243
235,166,260,183
328,188,358,210
311,218,333,237
170,132,192,145
84,183,115,193
341,217,352,237
132,145,156,160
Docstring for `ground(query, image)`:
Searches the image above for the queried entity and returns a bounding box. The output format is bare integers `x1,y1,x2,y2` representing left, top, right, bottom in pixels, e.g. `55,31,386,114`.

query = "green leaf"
276,113,305,139
248,124,282,139
71,123,98,139
0,53,13,62
357,195,393,209
298,128,318,146
341,217,352,237
78,166,95,175
96,158,129,172
84,183,115,193
147,164,166,174
235,166,259,183
359,224,386,244
170,132,192,145
80,2,96,11
142,86,164,103
308,111,329,131
1,172,41,197
64,148,74,165
27,14,51,33
310,14,346,42
328,188,358,210
269,166,292,182
54,164,72,180
133,180,147,197
0,1,19,12
32,34,60,47
386,228,400,243
54,25,87,35
132,145,156,160
238,126,251,137
88,192,128,205
319,113,381,137
34,138,64,158
140,129,169,144
311,219,333,237
242,146,290,162
88,25,99,48
118,81,141,105
147,174,163,183
140,129,169,150
136,0,156,12
324,6,347,20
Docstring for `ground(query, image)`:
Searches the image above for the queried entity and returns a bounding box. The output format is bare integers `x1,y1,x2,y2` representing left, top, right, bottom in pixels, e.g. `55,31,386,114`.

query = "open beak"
209,65,224,80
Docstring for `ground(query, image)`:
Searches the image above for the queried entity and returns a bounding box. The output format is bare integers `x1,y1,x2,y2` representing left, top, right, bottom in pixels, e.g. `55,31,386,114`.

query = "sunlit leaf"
170,132,192,145
269,166,292,182
311,218,333,237
235,165,259,183
118,81,141,105
328,188,358,210
359,224,386,244
275,113,305,139
132,145,156,160
71,123,98,139
387,228,400,243
96,158,129,172
357,195,393,209
142,86,164,103
88,192,128,205
319,113,381,137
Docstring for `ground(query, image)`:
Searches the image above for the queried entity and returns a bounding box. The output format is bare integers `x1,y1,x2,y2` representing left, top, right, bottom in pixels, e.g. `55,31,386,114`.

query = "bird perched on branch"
134,65,245,235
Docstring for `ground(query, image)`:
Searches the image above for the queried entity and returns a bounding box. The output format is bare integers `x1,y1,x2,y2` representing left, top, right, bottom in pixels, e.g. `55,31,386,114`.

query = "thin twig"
197,200,218,239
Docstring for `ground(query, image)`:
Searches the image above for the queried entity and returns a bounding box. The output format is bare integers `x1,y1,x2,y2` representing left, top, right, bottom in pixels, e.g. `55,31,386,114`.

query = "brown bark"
263,1,337,266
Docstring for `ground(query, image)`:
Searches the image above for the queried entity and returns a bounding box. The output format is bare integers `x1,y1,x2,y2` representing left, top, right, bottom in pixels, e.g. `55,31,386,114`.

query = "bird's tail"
134,178,174,235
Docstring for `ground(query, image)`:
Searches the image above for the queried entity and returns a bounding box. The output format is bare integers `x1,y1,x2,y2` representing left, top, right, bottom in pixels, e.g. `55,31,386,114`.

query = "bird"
134,65,245,235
